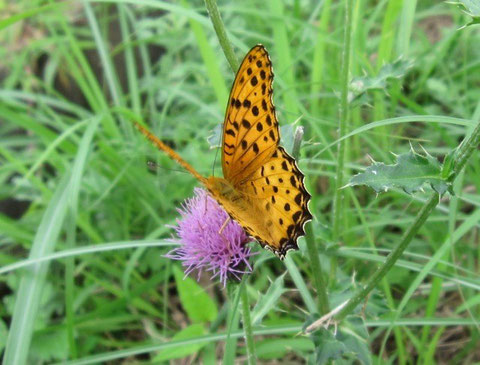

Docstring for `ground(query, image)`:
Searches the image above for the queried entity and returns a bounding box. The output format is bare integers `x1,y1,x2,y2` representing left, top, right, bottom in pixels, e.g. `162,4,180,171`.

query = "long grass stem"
204,0,239,71
204,3,256,360
292,127,329,315
240,281,257,365
332,1,353,240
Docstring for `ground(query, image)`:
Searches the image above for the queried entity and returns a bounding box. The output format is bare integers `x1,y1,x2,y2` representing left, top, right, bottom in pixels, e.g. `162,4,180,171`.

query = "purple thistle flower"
165,188,254,286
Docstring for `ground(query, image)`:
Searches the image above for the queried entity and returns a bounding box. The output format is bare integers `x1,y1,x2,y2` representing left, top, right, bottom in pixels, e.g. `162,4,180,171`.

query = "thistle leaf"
447,1,480,28
308,316,371,365
349,59,413,105
348,151,450,195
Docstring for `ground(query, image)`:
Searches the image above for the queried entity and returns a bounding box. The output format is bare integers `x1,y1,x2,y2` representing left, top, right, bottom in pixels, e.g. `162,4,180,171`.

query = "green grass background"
1,0,480,363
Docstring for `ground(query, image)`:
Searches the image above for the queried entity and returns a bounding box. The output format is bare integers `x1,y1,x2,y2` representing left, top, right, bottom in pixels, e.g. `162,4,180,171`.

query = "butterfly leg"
361,292,371,319
218,217,231,235
202,193,209,215
217,217,232,252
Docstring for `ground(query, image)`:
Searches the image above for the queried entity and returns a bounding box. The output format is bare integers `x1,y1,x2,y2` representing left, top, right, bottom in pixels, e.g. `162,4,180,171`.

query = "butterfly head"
204,176,248,218
205,176,236,200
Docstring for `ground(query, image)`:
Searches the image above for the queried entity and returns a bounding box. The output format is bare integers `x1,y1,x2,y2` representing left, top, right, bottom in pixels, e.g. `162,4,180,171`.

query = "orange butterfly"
136,45,312,259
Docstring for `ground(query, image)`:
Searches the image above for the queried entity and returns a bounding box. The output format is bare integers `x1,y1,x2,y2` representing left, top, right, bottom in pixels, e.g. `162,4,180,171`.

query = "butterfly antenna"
147,161,191,175
212,132,222,177
134,122,206,184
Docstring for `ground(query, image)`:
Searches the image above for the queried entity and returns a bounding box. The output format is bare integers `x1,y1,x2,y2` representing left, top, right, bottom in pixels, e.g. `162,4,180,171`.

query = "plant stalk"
203,3,255,360
292,127,330,315
454,120,480,174
204,0,239,72
304,224,330,315
332,0,353,241
223,281,241,365
240,282,256,365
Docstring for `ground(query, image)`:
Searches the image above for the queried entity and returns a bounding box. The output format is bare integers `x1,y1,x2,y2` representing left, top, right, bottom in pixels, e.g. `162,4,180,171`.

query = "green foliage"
349,59,413,106
30,328,68,363
254,338,314,360
348,150,450,195
0,319,7,352
447,0,480,27
1,0,480,363
251,274,286,325
441,148,457,182
173,265,218,323
310,316,371,365
153,324,208,361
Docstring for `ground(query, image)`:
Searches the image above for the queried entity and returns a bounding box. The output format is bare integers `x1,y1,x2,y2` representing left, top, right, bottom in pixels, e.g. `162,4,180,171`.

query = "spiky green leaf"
309,316,371,365
349,59,413,105
447,1,480,27
348,151,450,195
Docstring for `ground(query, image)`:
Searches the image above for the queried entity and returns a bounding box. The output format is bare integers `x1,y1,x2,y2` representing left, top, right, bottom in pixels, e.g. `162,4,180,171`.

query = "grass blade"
3,119,100,364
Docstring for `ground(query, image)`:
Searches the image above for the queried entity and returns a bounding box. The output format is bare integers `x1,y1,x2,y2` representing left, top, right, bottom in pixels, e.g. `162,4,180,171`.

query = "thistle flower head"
165,188,253,286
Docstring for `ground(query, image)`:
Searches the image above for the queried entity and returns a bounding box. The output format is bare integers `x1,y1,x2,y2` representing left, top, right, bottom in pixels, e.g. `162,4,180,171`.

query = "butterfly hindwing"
222,45,280,185
237,146,312,258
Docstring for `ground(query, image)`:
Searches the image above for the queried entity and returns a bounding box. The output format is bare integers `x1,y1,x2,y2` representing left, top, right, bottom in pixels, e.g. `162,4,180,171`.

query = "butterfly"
135,44,312,259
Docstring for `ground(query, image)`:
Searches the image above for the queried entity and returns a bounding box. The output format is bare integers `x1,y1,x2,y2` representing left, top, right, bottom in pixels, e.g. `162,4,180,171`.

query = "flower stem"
334,118,480,322
204,0,239,72
240,281,256,365
454,120,480,174
292,127,330,315
304,224,330,315
332,0,353,241
203,3,255,361
224,281,241,364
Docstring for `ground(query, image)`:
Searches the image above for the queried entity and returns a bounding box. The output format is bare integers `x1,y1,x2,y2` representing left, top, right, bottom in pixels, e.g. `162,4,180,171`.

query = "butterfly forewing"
217,45,312,257
222,45,280,185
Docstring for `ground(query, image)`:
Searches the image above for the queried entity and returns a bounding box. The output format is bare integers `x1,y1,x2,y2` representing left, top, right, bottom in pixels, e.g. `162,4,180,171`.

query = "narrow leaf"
153,324,207,362
251,274,286,325
173,265,218,323
0,319,8,352
3,118,99,364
